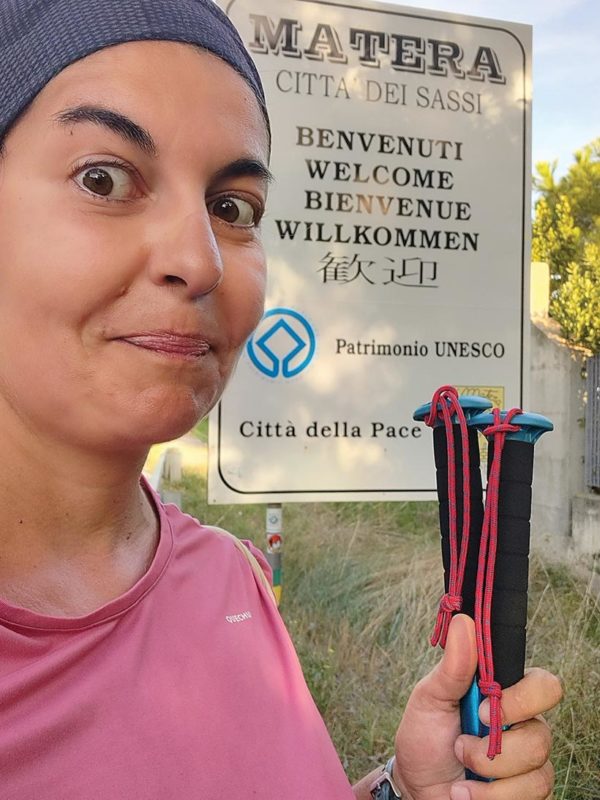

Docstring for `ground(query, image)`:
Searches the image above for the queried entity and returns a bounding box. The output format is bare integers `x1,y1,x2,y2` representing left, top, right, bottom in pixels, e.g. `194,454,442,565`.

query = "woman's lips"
119,333,211,359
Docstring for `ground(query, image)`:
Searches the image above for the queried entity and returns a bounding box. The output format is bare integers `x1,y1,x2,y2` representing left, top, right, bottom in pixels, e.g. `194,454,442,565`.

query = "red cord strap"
425,386,471,649
475,407,522,758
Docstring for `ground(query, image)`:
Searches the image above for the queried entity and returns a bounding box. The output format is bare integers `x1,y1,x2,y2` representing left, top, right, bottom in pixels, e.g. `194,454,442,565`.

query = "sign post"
209,0,532,504
266,504,283,604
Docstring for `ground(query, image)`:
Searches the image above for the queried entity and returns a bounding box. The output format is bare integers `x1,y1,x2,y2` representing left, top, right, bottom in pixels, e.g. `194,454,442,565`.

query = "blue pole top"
413,395,492,425
468,411,554,444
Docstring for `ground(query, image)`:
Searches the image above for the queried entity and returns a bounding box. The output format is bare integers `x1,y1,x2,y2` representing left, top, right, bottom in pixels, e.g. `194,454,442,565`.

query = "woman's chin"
144,418,199,447
135,405,207,447
126,383,217,438
86,395,212,454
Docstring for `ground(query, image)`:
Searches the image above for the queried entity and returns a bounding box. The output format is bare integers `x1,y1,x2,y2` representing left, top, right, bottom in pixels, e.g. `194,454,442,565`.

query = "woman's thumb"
424,614,478,707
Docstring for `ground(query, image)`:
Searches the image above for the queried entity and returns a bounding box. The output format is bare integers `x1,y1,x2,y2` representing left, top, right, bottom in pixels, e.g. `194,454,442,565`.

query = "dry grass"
176,474,600,798
527,559,600,798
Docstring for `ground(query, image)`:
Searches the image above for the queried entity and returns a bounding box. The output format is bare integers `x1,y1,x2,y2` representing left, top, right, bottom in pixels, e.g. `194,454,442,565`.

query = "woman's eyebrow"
53,105,157,157
53,106,272,182
211,158,274,185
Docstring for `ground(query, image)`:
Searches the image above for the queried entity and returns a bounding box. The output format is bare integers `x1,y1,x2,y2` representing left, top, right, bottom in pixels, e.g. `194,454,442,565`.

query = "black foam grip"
433,426,484,620
487,439,534,688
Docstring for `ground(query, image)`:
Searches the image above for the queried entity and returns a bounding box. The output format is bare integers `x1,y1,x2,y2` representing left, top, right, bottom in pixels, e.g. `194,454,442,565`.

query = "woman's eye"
209,196,259,227
74,164,137,200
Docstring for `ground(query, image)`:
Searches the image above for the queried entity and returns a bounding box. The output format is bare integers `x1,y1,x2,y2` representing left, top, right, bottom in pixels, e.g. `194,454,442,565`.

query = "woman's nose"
147,210,223,297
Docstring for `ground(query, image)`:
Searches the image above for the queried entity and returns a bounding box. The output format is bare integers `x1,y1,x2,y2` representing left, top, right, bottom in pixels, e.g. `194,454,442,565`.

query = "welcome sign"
208,0,532,503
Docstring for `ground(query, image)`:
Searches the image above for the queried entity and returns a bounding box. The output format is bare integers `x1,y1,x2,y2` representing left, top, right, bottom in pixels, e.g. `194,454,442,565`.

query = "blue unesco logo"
247,308,316,378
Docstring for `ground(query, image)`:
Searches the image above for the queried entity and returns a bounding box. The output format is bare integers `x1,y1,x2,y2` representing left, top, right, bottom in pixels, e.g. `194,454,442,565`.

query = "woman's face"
0,41,270,452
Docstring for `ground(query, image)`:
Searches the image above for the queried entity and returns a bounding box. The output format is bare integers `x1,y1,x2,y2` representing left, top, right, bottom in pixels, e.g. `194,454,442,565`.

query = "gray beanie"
0,0,269,141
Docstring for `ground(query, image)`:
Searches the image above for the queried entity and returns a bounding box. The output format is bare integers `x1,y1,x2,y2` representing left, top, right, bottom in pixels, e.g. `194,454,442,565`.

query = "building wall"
529,318,588,557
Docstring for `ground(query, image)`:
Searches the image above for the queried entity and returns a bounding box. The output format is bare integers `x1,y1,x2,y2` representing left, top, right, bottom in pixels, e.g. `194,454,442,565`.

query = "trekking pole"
461,409,553,777
415,389,553,780
413,387,492,646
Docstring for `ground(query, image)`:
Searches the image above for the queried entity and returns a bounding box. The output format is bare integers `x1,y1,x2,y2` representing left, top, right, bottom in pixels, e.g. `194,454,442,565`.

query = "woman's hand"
393,614,562,800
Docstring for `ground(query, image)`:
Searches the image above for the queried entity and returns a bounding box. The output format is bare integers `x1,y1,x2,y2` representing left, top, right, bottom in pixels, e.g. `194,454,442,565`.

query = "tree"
558,139,600,242
550,243,600,353
533,138,600,243
531,194,580,291
532,138,600,353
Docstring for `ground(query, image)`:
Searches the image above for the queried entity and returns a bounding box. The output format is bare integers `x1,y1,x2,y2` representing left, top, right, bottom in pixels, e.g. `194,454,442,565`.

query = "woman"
0,1,560,798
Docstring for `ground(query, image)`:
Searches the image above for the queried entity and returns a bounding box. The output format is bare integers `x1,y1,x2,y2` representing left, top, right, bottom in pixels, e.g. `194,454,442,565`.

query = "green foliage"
191,417,209,442
533,138,600,352
531,195,581,286
534,139,600,242
533,159,559,197
560,139,600,240
550,243,600,353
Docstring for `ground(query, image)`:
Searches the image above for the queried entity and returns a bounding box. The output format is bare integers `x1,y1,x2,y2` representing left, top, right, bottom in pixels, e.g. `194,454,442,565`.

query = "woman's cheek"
222,245,266,344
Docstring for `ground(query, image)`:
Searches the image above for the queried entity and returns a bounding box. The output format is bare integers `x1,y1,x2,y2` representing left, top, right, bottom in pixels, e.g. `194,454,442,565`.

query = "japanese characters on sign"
209,0,531,503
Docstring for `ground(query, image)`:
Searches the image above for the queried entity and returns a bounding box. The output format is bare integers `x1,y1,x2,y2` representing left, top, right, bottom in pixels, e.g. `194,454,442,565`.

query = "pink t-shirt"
0,489,355,799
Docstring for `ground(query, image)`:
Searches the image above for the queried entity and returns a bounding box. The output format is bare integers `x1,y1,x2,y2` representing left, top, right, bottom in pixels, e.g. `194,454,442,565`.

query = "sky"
387,0,599,178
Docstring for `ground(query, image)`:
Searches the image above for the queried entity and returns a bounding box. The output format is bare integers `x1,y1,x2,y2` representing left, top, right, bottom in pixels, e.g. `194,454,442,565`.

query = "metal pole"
266,504,283,605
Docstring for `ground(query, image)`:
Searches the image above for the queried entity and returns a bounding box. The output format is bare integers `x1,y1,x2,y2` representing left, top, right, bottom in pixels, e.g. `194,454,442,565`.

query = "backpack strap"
208,526,276,605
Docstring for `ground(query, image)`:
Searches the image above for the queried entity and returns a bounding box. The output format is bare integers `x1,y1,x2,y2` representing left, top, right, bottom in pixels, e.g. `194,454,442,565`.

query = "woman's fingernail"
450,785,471,800
479,697,490,724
